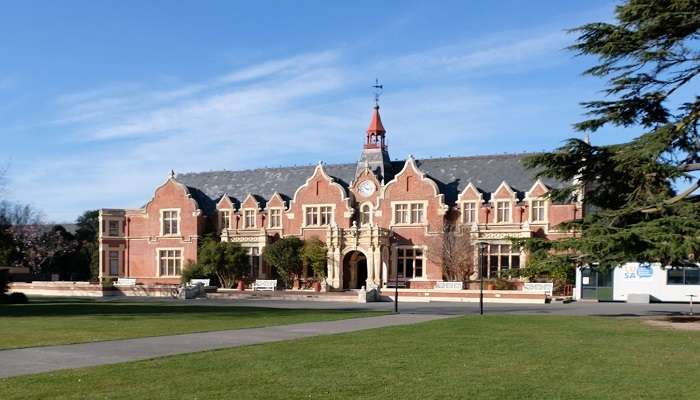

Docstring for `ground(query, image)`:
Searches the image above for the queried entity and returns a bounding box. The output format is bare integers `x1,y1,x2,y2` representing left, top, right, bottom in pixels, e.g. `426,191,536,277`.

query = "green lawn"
2,315,699,399
0,297,381,350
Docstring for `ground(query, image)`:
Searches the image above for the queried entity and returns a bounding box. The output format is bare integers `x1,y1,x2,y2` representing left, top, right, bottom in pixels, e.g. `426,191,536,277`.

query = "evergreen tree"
520,0,700,275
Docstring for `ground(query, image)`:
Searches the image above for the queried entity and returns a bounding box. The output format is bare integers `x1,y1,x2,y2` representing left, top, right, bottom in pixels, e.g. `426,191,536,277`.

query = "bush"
0,269,8,296
180,261,215,284
7,292,28,304
262,237,303,288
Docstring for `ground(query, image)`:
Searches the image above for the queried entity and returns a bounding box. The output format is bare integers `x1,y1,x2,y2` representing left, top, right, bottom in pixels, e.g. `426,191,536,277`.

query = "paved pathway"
0,313,447,379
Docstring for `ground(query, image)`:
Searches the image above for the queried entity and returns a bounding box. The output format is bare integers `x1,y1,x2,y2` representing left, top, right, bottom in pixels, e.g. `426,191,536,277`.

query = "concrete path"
0,313,447,379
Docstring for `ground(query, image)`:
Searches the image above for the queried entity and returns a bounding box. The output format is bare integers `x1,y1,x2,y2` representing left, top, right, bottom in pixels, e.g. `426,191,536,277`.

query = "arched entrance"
342,251,368,289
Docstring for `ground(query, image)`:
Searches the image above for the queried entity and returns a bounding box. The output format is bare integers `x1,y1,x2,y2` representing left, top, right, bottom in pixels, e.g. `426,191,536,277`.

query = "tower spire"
365,79,387,150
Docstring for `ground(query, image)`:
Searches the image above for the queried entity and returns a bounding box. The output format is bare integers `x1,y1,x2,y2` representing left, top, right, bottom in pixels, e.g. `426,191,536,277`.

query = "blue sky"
0,0,621,222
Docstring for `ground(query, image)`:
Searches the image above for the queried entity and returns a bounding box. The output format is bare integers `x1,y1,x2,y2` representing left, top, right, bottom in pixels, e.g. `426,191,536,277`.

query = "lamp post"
394,264,399,314
477,241,488,315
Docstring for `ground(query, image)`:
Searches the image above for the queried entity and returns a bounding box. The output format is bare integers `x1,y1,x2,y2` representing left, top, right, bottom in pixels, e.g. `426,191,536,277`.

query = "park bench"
188,278,211,287
252,279,277,291
114,278,136,286
385,280,407,289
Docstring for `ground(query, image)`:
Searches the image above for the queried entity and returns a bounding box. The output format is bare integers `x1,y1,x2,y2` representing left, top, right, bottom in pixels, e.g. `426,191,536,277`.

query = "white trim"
303,204,336,227
378,156,448,216
390,200,428,226
267,207,283,229
460,200,478,224
155,247,184,277
159,208,181,236
287,163,353,221
241,208,257,229
392,245,427,280
494,200,512,224
529,198,548,224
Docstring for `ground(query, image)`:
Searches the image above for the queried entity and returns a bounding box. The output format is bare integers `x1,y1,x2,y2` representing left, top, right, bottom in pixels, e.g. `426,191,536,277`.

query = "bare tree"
427,222,475,283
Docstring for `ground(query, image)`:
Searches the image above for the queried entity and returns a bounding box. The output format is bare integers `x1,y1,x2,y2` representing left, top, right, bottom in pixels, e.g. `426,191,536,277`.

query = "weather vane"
372,78,383,106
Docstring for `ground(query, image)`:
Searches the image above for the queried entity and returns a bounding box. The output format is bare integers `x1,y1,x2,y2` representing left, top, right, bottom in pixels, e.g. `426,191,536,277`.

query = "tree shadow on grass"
0,301,356,318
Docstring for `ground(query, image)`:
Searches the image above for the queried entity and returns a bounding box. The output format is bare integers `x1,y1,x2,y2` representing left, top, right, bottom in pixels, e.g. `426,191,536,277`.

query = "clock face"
358,180,376,197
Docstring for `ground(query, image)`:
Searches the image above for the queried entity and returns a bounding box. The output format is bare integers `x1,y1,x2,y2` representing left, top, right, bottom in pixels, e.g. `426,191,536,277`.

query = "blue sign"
637,263,653,278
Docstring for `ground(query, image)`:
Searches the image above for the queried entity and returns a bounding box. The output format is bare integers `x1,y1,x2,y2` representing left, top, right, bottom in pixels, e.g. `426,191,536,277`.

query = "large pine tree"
521,0,700,275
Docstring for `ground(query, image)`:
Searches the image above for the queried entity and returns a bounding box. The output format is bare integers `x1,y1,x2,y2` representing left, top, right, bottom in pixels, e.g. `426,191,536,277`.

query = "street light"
477,241,488,315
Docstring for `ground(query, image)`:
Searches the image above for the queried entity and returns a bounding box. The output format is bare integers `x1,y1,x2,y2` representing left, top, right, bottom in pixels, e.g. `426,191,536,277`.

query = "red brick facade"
99,105,580,289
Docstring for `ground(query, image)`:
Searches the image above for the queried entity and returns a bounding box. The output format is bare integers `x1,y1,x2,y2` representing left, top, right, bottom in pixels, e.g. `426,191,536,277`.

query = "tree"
521,0,700,274
75,210,100,280
301,236,328,280
13,225,79,278
196,238,248,288
426,222,475,283
262,237,303,287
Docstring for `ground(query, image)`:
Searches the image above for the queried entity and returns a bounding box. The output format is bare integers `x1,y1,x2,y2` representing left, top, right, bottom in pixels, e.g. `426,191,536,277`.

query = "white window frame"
481,243,521,278
495,201,511,224
108,249,120,276
359,202,373,226
219,209,231,230
242,208,256,229
106,219,121,237
391,201,427,226
156,248,183,277
303,204,335,227
394,246,426,280
160,209,180,236
268,207,282,229
462,201,478,224
530,199,547,223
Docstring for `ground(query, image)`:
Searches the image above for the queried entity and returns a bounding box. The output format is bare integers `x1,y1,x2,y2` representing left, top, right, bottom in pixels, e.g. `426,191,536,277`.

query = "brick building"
99,104,580,289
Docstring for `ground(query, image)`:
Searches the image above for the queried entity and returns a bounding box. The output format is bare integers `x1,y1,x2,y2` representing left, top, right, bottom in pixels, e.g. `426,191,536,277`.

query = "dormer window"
495,201,511,223
243,209,256,229
161,210,179,235
268,208,282,229
219,210,231,230
531,200,546,222
462,202,477,224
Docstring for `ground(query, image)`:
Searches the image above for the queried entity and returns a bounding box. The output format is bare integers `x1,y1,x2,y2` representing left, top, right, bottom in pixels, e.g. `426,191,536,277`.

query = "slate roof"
176,153,569,213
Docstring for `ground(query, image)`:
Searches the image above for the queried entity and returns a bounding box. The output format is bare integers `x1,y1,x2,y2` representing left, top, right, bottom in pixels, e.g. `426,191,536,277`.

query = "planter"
486,283,496,290
313,281,321,292
237,280,245,291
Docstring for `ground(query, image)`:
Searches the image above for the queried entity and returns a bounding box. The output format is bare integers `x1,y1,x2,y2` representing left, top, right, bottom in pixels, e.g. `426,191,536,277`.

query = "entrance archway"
342,251,368,289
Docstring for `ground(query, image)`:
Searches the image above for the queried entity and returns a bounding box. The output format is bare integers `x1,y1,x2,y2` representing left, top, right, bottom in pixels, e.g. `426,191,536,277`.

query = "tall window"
393,202,424,224
495,201,511,223
304,206,333,226
269,208,282,228
108,220,120,237
158,249,182,276
108,250,119,275
531,200,545,222
162,210,179,235
480,244,520,278
245,247,260,278
667,266,700,285
396,247,424,279
462,202,477,224
359,204,371,226
243,209,255,229
219,210,230,230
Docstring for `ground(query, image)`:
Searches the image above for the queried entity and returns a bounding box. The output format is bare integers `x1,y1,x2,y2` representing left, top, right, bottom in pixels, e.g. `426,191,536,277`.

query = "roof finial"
371,78,383,107
169,169,175,179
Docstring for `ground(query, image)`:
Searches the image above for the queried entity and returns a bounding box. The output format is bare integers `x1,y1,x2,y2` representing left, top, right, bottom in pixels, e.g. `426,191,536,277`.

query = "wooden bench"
114,278,136,286
385,280,407,289
252,280,277,291
188,279,211,287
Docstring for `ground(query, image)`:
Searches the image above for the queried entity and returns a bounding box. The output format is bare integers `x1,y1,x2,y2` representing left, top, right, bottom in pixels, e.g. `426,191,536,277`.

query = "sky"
0,0,623,222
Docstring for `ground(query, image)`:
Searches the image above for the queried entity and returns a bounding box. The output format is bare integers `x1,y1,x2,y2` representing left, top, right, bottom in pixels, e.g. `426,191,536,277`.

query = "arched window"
360,204,371,226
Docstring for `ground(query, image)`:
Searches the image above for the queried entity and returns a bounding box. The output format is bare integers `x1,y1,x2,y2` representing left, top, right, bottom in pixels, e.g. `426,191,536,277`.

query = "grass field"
0,297,381,350
2,315,699,399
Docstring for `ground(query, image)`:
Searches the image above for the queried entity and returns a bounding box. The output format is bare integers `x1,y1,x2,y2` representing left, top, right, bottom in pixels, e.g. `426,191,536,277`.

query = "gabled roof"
176,153,569,213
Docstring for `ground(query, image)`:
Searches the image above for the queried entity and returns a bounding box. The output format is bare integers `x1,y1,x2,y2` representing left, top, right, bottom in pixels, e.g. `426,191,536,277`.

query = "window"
531,200,546,222
268,208,282,228
667,266,700,285
360,204,371,226
108,250,119,275
495,201,511,223
480,244,520,278
396,247,424,279
158,249,182,276
162,210,179,235
245,247,260,278
304,206,333,226
219,210,230,230
393,202,425,225
243,209,256,229
107,220,120,237
462,202,477,224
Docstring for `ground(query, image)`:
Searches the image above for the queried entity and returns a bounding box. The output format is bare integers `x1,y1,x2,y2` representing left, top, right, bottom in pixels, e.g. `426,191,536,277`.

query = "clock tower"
356,104,393,181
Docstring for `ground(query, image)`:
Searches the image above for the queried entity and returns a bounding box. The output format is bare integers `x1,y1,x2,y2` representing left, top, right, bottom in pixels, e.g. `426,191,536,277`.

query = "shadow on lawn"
0,300,354,318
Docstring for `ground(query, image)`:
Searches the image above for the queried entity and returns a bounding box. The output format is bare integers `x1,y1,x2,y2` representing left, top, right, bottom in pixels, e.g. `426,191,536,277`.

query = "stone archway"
341,250,368,290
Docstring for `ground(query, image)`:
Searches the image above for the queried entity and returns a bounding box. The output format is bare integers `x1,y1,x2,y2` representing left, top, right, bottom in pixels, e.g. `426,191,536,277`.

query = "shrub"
301,237,328,280
7,292,28,304
197,238,248,288
0,269,8,296
180,261,215,284
263,237,303,288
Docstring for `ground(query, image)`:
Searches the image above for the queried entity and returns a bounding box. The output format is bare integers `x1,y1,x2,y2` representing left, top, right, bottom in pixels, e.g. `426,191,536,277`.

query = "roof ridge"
178,152,533,176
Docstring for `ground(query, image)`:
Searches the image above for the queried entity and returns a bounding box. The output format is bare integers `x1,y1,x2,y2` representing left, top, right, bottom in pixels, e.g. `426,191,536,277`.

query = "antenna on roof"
372,78,383,106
